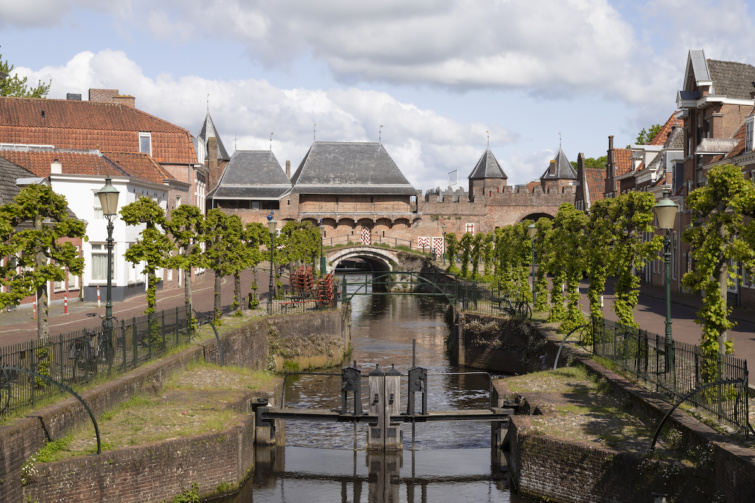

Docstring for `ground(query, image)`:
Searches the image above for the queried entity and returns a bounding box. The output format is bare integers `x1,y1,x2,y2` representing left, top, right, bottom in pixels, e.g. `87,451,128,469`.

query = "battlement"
420,183,576,210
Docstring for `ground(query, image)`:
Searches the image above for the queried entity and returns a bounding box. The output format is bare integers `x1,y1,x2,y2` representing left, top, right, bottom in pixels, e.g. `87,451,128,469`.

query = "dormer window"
746,117,754,152
139,132,152,156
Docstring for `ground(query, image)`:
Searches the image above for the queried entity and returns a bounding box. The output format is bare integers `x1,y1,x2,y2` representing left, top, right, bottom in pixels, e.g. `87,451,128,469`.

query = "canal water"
222,273,524,502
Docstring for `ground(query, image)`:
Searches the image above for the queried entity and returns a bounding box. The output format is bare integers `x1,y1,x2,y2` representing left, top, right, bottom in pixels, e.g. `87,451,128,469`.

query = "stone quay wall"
0,307,350,503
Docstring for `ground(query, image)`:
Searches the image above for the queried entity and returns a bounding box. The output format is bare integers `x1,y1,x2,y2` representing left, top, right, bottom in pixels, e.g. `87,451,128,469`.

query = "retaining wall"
0,307,350,503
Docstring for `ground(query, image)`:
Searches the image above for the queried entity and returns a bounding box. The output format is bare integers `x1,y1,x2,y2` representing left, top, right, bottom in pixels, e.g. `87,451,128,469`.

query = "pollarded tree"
166,205,205,326
532,217,553,312
203,209,237,321
609,192,662,327
585,198,616,321
470,233,486,280
224,215,255,314
120,197,174,315
684,164,755,369
0,184,86,339
245,222,269,309
550,204,588,332
445,232,460,274
482,233,495,280
459,232,474,278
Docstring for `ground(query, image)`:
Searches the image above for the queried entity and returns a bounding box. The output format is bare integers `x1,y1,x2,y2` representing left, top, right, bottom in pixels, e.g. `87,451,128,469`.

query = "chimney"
66,93,82,101
208,137,219,190
50,159,62,174
89,89,119,102
606,135,616,196
113,95,136,108
286,160,291,179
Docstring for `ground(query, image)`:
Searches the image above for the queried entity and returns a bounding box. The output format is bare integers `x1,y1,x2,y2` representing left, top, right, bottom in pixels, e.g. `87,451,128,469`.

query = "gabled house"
207,150,291,212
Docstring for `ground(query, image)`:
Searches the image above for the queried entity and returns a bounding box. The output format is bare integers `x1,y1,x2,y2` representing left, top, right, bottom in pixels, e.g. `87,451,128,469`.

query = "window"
139,132,152,155
54,247,80,291
91,244,114,281
93,193,103,219
746,118,754,153
175,196,181,208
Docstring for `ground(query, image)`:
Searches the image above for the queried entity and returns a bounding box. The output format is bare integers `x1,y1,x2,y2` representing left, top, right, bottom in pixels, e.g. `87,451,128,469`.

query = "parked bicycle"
67,334,97,382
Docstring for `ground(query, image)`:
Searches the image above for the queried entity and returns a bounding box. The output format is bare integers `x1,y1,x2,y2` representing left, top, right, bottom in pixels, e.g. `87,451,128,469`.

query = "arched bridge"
325,246,398,274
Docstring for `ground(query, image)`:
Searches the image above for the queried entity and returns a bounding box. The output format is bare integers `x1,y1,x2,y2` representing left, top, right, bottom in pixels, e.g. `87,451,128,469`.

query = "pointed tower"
540,147,577,192
196,112,231,191
467,147,507,201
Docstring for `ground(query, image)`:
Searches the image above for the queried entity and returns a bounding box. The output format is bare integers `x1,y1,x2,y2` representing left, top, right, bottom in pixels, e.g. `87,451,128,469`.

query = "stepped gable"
290,141,416,195
207,150,291,200
197,111,230,161
0,149,126,178
0,96,197,165
540,148,577,180
468,147,507,179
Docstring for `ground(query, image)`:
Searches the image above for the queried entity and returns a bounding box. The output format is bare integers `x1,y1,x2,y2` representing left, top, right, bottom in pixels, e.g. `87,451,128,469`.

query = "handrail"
553,322,591,370
191,308,224,366
342,271,456,305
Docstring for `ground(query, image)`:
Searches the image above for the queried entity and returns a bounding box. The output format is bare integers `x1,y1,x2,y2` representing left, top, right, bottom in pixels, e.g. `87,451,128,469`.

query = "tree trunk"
184,267,192,310
719,260,728,354
214,269,222,320
35,215,48,340
234,272,241,313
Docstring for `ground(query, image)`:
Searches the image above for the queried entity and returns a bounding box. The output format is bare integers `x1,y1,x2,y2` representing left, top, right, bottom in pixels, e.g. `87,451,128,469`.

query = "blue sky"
2,0,754,190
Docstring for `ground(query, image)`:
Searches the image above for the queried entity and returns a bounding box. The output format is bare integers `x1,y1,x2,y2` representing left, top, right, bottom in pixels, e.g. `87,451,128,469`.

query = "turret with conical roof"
539,147,577,193
196,111,231,191
467,147,507,201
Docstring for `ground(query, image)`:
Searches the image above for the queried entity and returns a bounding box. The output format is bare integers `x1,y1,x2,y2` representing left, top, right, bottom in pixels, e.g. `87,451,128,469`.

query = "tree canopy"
0,50,51,98
635,124,663,145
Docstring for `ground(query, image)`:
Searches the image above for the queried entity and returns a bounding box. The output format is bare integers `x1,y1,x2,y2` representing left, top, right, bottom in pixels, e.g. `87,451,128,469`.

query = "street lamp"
97,177,119,366
442,223,447,266
267,213,277,313
319,220,326,276
654,190,678,375
527,223,537,306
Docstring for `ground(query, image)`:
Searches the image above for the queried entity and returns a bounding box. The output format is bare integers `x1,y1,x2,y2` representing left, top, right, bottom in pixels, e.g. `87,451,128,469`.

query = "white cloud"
20,50,522,189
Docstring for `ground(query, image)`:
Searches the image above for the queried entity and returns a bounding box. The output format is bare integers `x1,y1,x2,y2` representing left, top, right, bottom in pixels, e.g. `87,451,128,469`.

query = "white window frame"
91,243,114,283
93,192,103,220
139,132,152,156
747,117,755,153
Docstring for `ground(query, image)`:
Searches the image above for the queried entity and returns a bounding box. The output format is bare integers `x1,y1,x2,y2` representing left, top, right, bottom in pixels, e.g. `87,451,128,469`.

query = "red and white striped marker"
97,285,101,307
64,293,68,315
33,299,36,319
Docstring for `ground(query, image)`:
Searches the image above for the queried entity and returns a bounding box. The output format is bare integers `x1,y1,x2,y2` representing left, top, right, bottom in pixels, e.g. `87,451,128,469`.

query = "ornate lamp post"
267,213,277,313
442,223,447,266
319,220,326,276
527,223,537,306
654,190,678,375
97,177,119,364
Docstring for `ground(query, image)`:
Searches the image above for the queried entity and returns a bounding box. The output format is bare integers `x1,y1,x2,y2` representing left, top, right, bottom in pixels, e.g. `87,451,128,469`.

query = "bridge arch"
325,246,398,274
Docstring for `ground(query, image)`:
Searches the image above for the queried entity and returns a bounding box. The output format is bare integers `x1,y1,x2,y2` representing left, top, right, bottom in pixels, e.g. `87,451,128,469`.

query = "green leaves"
0,50,51,98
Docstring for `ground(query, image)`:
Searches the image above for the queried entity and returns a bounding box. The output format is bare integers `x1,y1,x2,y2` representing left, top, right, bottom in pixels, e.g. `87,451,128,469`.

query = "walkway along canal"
221,272,522,502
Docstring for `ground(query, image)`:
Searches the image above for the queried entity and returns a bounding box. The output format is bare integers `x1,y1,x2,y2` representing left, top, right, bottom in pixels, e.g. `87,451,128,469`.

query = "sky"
1,0,754,191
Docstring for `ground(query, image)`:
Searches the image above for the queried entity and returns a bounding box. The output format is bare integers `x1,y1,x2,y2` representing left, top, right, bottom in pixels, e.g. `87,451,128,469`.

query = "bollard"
64,293,68,315
33,299,36,319
97,285,101,307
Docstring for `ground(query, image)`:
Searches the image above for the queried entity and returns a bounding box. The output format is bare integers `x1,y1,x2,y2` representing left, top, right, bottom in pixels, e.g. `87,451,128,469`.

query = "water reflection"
221,273,517,502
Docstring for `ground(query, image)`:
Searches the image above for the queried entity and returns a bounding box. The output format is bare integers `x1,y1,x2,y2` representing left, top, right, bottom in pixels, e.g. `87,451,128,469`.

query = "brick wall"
24,416,256,503
0,307,351,502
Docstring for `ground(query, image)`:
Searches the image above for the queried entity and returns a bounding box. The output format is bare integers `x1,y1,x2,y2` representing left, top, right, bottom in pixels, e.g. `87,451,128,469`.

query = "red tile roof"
0,97,197,165
584,168,606,205
649,112,683,146
723,121,746,160
614,148,632,176
103,151,175,184
0,150,124,178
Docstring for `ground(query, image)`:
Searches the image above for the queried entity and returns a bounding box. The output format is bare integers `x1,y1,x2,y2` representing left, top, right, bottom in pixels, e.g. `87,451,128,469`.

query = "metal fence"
592,316,750,431
455,282,531,320
0,304,192,416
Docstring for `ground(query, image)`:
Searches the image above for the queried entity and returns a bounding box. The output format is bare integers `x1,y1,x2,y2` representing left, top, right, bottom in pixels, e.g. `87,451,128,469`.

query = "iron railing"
0,304,192,416
592,316,749,431
456,282,531,320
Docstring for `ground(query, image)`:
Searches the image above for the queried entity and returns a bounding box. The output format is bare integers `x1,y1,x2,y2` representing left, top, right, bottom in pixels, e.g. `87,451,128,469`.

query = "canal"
221,272,524,502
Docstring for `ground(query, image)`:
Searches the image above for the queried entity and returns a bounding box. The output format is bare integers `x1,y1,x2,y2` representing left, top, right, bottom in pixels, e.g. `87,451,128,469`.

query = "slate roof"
0,96,197,165
0,149,126,178
208,150,291,199
197,112,230,161
0,156,37,205
540,148,577,180
650,113,684,146
665,126,684,150
468,148,507,179
290,142,416,195
708,59,755,99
